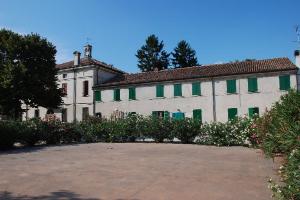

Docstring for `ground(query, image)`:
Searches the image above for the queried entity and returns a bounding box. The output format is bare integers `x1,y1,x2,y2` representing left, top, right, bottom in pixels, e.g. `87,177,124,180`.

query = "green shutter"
227,79,237,94
174,84,182,96
248,77,258,92
279,75,290,91
129,87,136,100
193,109,202,122
114,89,120,101
164,111,170,120
156,85,164,97
249,107,259,118
228,108,238,121
192,82,201,96
95,90,101,101
173,112,185,120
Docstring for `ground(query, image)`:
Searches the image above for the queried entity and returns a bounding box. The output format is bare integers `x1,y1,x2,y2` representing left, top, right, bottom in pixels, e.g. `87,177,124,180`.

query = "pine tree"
136,34,170,72
171,40,198,68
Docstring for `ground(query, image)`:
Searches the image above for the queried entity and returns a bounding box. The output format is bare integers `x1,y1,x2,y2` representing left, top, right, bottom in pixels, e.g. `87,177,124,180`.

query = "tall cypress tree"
136,34,169,72
172,40,198,68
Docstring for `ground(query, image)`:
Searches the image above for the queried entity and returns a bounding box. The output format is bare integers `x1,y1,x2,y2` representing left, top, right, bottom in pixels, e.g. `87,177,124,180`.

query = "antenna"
86,37,92,45
293,25,300,49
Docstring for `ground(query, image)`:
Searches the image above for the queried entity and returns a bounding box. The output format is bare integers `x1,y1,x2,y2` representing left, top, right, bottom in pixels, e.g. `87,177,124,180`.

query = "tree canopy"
171,40,198,68
0,29,62,119
136,34,170,72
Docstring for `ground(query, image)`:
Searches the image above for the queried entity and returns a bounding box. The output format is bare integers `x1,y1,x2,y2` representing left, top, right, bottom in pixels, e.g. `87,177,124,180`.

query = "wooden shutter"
248,77,258,92
227,79,236,94
156,85,164,97
279,75,290,91
129,87,136,100
228,108,237,121
192,82,201,96
114,89,120,101
95,90,101,101
249,107,259,118
173,112,185,120
83,81,89,96
164,111,170,120
193,109,202,122
62,83,67,96
174,84,182,96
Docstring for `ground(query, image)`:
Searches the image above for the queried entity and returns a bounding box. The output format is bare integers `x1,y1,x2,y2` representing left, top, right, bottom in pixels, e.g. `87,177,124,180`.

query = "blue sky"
0,0,299,73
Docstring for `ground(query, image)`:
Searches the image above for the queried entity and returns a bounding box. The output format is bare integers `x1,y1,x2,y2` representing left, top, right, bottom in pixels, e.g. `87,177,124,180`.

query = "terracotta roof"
56,57,124,73
96,57,297,88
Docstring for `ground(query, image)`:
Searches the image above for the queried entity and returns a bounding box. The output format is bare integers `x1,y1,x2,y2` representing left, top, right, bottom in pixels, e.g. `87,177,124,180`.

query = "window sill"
248,91,259,94
226,92,238,95
192,94,202,97
129,99,137,101
174,96,184,98
155,97,166,99
83,95,90,97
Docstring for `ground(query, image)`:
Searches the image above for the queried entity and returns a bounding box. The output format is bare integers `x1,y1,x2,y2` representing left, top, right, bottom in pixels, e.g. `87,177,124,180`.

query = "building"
23,45,124,122
23,46,300,123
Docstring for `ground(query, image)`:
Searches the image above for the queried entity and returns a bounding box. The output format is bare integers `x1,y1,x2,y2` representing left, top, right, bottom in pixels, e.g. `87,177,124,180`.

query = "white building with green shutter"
94,57,299,122
23,46,300,123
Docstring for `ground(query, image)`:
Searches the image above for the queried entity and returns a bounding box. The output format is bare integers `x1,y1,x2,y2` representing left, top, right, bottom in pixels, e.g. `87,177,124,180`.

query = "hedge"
0,115,255,149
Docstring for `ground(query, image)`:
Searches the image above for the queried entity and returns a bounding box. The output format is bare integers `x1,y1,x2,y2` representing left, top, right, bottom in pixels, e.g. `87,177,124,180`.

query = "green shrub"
196,117,253,146
172,119,201,144
256,90,300,199
18,119,42,146
144,117,173,143
0,121,19,149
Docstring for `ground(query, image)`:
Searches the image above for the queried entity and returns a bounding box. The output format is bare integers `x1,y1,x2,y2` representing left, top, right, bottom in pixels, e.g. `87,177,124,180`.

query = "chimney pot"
295,50,300,68
73,51,81,66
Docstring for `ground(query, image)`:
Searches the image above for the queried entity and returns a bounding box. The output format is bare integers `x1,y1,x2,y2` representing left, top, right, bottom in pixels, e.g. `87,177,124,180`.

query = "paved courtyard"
0,143,277,200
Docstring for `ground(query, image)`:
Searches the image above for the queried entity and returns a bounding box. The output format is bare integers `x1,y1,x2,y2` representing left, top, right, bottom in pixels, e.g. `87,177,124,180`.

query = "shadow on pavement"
0,143,81,155
0,190,101,200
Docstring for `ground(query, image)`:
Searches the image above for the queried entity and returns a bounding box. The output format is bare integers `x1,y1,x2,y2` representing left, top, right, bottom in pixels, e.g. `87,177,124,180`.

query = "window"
172,112,185,120
83,80,89,96
82,107,89,121
248,77,258,92
193,109,202,122
128,87,136,100
152,111,169,120
62,74,67,78
34,109,40,118
95,90,101,102
156,85,164,97
128,112,136,117
192,82,201,96
62,83,67,96
249,107,259,118
279,75,290,91
114,89,120,101
227,79,237,94
174,84,182,97
62,108,67,122
95,112,102,118
228,108,238,121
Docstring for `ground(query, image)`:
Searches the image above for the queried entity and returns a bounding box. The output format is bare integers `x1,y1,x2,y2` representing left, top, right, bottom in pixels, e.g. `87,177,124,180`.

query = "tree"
0,29,62,119
171,40,198,68
136,34,169,72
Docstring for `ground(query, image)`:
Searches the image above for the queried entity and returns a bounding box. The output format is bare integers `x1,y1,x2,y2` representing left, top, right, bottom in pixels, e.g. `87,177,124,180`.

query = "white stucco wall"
23,65,119,122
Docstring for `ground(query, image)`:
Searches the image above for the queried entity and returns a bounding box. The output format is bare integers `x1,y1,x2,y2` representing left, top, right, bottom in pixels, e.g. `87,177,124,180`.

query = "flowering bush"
196,117,254,146
256,89,300,199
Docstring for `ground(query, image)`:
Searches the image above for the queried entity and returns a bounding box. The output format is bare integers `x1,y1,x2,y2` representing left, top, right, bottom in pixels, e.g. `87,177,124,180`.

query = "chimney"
73,51,81,66
84,44,92,58
295,50,300,67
